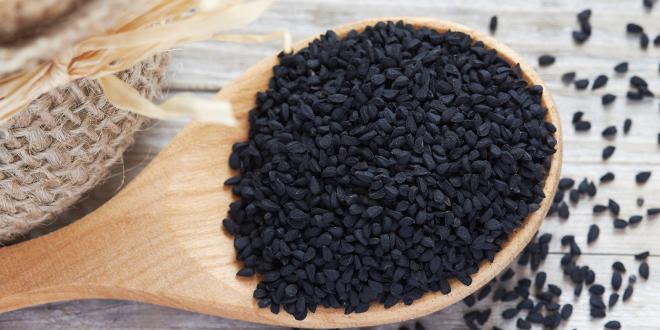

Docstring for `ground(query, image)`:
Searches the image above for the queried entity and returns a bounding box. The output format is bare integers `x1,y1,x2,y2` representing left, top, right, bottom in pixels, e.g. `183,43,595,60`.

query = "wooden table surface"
2,0,659,329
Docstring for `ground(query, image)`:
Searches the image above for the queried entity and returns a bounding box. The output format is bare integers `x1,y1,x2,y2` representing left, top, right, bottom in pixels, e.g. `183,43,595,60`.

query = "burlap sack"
0,0,167,242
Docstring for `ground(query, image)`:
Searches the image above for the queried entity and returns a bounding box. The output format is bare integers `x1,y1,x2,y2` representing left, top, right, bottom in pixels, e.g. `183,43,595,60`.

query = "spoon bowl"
0,18,561,328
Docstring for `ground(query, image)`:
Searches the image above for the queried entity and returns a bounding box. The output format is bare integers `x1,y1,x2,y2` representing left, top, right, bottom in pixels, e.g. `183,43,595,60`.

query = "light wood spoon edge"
0,17,561,328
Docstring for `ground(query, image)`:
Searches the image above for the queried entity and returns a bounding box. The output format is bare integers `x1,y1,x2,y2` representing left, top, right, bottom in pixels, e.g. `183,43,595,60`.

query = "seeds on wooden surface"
588,224,600,243
558,202,570,219
635,251,650,260
655,34,660,46
534,271,547,290
501,268,516,281
594,204,608,213
614,62,628,73
623,285,634,302
577,8,592,21
629,215,643,224
225,20,557,319
612,261,626,273
592,75,608,90
635,171,651,183
560,303,573,320
609,293,619,308
648,208,660,216
602,94,616,105
575,121,592,131
608,199,621,215
602,146,616,160
415,321,427,330
600,172,615,183
614,219,628,229
571,111,584,124
538,54,556,66
627,23,644,33
489,15,498,33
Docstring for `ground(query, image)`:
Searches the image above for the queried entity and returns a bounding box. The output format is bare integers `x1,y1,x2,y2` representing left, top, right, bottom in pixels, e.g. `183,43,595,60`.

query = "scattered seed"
538,55,556,66
612,261,626,273
588,224,600,243
655,34,660,46
575,121,592,131
592,75,608,89
623,118,632,134
569,189,580,203
560,303,573,320
609,199,621,215
648,208,660,216
577,9,592,21
502,308,519,319
609,293,619,308
602,126,617,138
575,79,590,89
594,204,608,213
602,94,616,105
600,172,615,183
415,322,426,330
535,272,547,290
641,33,649,49
629,274,637,283
644,0,655,9
572,111,584,124
614,219,628,229
639,262,650,279
627,23,644,33
559,177,576,190
516,318,531,329
602,146,616,160
635,251,650,260
501,268,516,282
622,285,633,303
635,171,651,183
614,62,629,73
558,202,570,219
629,215,643,224
477,284,492,301
590,307,606,318
562,72,577,84
489,16,498,33
605,320,622,329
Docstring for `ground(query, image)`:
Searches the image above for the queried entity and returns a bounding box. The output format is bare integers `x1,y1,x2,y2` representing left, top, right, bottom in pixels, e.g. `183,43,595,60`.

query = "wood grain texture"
1,0,659,328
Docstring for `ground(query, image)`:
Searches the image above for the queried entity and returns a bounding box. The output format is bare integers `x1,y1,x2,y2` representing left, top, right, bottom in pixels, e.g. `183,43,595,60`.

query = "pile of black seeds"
224,20,557,320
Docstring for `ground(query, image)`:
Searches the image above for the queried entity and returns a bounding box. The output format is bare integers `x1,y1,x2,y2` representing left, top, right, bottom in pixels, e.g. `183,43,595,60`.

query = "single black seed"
612,261,626,273
627,90,643,100
548,284,562,297
623,285,634,301
591,308,606,318
577,9,592,21
609,293,619,308
594,204,608,213
590,284,605,295
463,295,476,307
602,94,616,105
629,215,643,225
635,171,652,183
569,189,580,203
655,34,660,46
575,79,590,90
558,202,570,219
612,272,622,290
562,72,577,84
641,33,649,49
501,268,516,281
415,321,426,330
639,262,650,279
574,282,583,296
571,111,584,124
648,208,660,216
591,295,606,309
614,219,628,229
559,177,576,189
602,146,615,160
600,172,615,183
588,224,600,244
489,16,498,33
623,118,632,134
644,0,655,9
534,272,547,290
527,312,543,323
477,284,492,300
573,30,589,43
637,198,645,207
635,251,650,260
605,320,622,329
538,55,556,67
560,303,573,320
236,267,255,277
630,76,648,88
627,23,644,33
502,308,519,319
609,199,621,215
602,126,617,138
629,275,637,284
592,75,608,90
575,121,591,131
516,318,531,329
614,62,628,73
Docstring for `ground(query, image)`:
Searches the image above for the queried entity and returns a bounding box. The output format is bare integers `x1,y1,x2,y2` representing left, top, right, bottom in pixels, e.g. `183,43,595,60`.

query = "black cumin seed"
623,118,632,134
602,94,616,105
609,199,621,215
629,215,643,225
463,294,476,307
572,30,589,43
489,16,498,33
602,126,617,138
527,312,543,323
637,197,645,207
590,284,605,295
588,224,600,244
641,33,649,49
575,121,591,131
559,177,576,189
655,34,660,46
534,272,547,290
630,274,637,284
623,285,634,302
644,0,655,9
548,284,562,296
574,79,590,90
558,202,570,219
574,282,583,296
649,208,660,216
594,204,608,213
613,219,628,229
613,261,626,273
639,262,650,279
571,111,584,124
562,72,577,84
635,251,650,260
635,171,652,183
605,320,622,329
591,308,606,318
609,293,620,308
569,189,579,203
612,272,623,290
600,172,615,183
502,308,518,319
602,146,616,160
516,318,531,329
591,295,606,309
627,23,644,33
614,62,628,73
501,268,516,281
560,303,573,320
577,9,592,21
538,55,556,66
592,75,608,90
415,321,426,330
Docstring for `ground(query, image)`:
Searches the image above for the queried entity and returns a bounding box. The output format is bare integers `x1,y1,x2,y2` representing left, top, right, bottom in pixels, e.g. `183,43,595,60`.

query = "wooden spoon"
0,18,561,328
